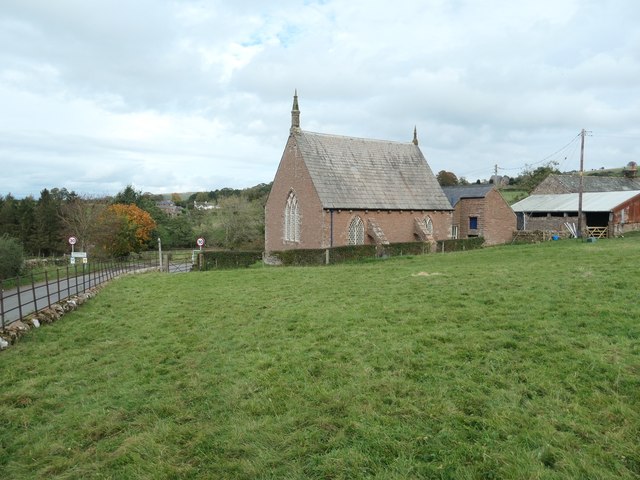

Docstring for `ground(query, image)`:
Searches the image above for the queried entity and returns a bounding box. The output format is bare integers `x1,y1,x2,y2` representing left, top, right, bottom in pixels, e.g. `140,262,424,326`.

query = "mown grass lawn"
1,239,639,479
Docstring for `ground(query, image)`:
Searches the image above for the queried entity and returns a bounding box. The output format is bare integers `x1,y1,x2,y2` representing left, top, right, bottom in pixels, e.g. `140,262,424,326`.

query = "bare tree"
218,196,263,248
60,196,109,253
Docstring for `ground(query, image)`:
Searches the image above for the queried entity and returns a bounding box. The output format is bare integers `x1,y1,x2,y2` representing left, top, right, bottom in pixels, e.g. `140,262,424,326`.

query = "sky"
1,0,640,199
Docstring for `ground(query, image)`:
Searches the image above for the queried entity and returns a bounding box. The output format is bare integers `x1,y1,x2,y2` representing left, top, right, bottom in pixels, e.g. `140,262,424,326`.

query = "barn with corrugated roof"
512,190,640,238
264,93,453,252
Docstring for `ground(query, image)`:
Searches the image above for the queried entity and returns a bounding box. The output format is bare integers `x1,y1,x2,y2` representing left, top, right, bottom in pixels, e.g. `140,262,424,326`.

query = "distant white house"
193,201,219,211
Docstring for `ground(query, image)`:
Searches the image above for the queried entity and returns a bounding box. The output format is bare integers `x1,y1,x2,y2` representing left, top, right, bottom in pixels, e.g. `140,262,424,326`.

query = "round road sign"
196,237,205,247
68,236,77,245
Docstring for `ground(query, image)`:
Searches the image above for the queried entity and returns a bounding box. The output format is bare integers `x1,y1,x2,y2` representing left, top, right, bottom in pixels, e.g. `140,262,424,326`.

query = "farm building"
533,174,640,195
511,190,640,238
442,185,516,245
264,93,453,253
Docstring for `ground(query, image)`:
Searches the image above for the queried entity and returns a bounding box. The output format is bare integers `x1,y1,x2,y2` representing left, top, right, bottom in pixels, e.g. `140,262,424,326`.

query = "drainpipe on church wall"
330,209,334,248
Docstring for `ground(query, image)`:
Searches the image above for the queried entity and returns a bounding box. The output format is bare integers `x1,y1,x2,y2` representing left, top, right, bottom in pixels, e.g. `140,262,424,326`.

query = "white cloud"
1,0,640,197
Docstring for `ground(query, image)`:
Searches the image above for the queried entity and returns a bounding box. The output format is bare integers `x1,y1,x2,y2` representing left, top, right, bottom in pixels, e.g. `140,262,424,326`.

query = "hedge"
379,242,431,257
328,244,378,263
270,241,431,266
269,248,328,266
200,238,485,270
435,237,485,252
201,251,262,270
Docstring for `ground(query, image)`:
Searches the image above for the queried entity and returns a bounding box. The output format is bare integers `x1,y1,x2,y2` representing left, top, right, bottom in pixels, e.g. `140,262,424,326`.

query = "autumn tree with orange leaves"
101,204,157,256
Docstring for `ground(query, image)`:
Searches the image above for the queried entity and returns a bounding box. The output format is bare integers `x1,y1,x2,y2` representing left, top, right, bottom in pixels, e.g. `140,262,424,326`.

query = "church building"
264,93,453,253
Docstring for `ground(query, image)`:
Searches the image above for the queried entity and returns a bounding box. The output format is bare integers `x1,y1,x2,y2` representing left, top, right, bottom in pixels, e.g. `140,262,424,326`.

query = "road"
0,258,197,328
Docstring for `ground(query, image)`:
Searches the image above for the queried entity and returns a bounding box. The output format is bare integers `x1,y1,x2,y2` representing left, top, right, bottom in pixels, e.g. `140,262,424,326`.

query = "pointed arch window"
284,191,300,242
424,216,433,235
348,216,365,245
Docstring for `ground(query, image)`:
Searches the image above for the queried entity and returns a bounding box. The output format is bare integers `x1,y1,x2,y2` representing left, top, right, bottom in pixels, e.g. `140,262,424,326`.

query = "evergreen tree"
0,194,20,239
17,196,37,255
0,234,24,279
34,189,64,256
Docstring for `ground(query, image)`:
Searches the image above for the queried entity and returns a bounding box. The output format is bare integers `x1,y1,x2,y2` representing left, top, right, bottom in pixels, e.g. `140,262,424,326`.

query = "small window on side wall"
469,216,478,230
348,216,365,245
424,216,433,235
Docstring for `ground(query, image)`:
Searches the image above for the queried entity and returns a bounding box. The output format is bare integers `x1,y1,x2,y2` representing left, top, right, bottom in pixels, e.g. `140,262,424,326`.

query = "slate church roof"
290,93,452,211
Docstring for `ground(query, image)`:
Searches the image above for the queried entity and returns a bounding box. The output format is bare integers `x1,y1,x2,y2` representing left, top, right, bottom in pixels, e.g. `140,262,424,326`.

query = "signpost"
68,236,77,255
69,237,87,265
193,237,206,267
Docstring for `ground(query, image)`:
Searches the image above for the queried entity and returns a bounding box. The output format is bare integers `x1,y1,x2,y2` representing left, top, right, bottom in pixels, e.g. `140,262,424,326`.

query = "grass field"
498,189,529,205
1,238,639,479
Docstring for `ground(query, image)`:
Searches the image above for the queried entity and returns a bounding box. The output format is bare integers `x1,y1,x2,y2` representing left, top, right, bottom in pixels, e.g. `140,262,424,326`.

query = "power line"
592,133,640,140
557,138,581,172
497,132,582,172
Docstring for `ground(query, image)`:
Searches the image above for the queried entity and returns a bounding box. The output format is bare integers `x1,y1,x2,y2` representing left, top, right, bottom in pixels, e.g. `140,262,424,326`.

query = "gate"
586,226,608,239
165,251,194,273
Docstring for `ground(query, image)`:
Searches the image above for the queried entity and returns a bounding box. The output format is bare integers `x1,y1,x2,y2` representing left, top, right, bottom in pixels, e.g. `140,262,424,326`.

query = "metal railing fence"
0,257,159,330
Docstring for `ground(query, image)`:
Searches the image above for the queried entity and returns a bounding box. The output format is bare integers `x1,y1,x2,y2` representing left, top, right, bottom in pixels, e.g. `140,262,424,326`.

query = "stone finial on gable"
291,90,301,134
412,126,418,145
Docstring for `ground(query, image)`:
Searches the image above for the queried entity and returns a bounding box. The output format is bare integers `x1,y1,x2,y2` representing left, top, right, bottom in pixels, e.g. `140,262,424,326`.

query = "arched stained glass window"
348,216,365,245
284,192,300,242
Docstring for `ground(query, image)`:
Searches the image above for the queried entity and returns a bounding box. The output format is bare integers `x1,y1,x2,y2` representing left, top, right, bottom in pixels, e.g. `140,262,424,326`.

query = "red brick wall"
451,190,516,245
610,197,640,235
324,209,452,247
452,197,481,240
265,136,326,252
482,190,517,245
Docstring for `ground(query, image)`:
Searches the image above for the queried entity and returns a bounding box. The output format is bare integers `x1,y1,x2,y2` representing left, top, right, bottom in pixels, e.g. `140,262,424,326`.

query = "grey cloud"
2,0,640,197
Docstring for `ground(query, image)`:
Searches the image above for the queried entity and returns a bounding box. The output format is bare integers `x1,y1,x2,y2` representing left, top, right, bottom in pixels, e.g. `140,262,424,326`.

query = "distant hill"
563,167,625,177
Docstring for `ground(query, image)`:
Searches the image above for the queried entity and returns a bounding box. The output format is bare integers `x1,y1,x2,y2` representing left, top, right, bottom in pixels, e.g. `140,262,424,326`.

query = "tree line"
0,183,272,279
436,163,562,192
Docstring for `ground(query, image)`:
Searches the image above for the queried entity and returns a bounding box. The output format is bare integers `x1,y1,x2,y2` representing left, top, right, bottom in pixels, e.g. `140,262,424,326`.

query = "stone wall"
0,285,103,352
521,213,581,235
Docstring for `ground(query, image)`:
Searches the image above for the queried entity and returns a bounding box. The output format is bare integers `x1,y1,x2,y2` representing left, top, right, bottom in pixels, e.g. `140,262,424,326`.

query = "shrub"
328,245,377,264
271,242,430,266
436,237,485,252
202,251,263,269
0,234,24,279
380,242,431,257
270,248,327,266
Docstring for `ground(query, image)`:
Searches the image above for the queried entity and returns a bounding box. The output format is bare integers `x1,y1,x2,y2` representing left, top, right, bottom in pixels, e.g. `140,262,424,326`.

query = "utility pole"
494,164,498,176
577,129,586,238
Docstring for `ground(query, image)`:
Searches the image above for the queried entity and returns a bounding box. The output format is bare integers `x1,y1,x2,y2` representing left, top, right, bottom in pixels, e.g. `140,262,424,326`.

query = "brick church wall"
265,136,326,253
324,209,452,247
